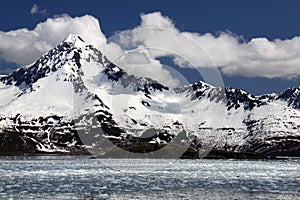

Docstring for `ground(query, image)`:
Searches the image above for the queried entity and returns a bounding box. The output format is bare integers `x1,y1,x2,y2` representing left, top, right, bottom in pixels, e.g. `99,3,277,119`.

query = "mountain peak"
2,33,300,157
0,34,92,89
63,34,86,47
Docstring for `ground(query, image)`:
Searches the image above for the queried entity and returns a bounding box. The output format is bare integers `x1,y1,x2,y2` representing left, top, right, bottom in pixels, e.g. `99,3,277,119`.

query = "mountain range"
0,34,300,158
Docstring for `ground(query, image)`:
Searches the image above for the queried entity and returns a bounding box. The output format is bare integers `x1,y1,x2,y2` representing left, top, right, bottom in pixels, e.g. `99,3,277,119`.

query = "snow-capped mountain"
0,34,300,157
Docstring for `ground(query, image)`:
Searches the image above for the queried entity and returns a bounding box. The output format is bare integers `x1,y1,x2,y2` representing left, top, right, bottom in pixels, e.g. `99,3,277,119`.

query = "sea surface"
0,156,299,199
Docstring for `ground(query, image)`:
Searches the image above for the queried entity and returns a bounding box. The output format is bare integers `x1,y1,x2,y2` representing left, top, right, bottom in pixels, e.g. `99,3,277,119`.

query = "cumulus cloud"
114,12,300,79
0,14,178,87
1,12,300,87
30,4,47,15
0,14,106,66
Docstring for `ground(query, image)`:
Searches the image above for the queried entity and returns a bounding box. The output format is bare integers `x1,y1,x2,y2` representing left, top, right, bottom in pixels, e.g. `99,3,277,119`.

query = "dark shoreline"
1,149,298,160
1,133,299,159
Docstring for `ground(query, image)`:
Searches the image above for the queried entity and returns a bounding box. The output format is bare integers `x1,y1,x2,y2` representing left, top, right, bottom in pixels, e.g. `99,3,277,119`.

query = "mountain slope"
1,34,300,157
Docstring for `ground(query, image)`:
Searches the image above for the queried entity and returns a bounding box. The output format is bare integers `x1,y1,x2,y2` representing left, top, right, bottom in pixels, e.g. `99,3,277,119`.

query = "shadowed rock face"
1,35,300,158
0,130,37,155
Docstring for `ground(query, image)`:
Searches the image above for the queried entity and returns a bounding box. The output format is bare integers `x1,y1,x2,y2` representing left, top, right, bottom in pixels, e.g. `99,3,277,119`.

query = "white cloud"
1,12,300,87
30,4,38,14
108,47,181,87
113,12,300,79
0,14,106,66
30,4,47,15
0,14,179,87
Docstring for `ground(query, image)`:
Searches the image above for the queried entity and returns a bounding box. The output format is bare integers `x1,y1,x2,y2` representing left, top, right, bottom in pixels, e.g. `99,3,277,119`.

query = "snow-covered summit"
63,34,87,48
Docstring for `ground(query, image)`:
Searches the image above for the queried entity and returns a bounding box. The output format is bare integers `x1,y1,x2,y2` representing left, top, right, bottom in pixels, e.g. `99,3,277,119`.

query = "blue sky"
1,0,300,95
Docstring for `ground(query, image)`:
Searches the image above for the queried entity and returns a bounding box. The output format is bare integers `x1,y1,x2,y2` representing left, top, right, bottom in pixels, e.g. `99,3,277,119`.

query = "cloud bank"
114,12,300,79
1,12,300,87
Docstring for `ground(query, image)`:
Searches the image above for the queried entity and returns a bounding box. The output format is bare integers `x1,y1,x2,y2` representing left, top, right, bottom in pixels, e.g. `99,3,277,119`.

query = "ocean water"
0,156,299,199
